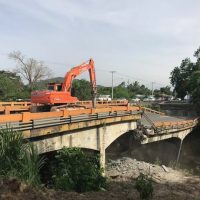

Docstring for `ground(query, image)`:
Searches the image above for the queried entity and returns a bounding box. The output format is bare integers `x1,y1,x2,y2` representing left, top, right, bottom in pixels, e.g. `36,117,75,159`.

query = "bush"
0,127,45,186
135,173,153,200
50,147,107,192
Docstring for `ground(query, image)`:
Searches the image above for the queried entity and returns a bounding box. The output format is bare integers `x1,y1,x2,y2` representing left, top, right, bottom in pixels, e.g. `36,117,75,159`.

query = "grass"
0,126,45,186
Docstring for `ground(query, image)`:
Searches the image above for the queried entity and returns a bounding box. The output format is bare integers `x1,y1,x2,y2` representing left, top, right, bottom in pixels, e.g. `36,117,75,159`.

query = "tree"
72,79,92,100
160,86,172,95
127,81,151,98
9,51,51,91
170,46,200,112
188,70,200,112
114,83,129,99
0,70,26,100
97,86,111,96
170,58,193,99
194,46,200,61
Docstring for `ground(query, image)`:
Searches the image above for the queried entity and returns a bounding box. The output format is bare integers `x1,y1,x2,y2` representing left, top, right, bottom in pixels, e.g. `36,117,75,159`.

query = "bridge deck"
138,110,198,145
0,102,198,142
141,112,184,127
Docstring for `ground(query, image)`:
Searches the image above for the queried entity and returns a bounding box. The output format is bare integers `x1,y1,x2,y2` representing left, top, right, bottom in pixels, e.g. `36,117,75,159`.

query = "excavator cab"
47,83,62,91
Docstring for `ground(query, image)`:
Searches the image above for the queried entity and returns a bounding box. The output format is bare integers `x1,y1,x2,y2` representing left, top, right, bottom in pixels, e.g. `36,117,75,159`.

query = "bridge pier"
98,125,106,171
176,139,183,166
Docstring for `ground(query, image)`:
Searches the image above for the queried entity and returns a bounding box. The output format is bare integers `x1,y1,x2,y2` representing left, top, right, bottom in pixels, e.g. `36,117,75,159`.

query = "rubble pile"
107,157,189,183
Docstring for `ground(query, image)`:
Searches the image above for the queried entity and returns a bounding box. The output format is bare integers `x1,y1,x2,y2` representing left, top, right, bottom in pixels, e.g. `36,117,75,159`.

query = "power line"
95,67,167,86
0,52,169,86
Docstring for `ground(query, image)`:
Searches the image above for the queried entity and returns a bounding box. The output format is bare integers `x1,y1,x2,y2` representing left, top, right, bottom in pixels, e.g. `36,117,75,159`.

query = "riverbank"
1,157,200,200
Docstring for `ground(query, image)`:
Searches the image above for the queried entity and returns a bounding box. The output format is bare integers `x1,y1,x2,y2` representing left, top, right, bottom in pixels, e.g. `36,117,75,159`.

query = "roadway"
141,112,185,128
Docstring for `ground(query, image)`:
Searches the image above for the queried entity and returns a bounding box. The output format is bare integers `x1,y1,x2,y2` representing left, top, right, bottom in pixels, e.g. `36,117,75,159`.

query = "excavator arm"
62,59,97,106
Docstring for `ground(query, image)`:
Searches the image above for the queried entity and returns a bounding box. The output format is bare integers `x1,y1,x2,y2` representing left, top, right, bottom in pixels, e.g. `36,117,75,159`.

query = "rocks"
107,170,120,178
106,157,187,184
20,182,29,193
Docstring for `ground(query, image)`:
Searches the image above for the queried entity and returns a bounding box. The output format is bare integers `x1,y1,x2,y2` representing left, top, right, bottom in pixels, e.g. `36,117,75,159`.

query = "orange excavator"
31,59,97,108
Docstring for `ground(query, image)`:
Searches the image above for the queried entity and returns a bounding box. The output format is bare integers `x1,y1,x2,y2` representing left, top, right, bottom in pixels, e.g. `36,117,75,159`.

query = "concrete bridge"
0,104,198,168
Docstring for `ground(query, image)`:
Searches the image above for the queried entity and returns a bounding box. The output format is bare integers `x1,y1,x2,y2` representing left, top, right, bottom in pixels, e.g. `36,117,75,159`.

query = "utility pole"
110,71,116,99
151,82,155,96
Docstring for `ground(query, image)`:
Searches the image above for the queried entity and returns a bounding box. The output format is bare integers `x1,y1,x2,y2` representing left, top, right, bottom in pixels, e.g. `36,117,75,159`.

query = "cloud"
0,0,200,87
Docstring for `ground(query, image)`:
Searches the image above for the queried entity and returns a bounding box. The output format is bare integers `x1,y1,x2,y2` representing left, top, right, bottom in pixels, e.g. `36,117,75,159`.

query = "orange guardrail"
0,105,141,123
0,100,127,107
0,100,128,114
0,102,31,114
0,102,31,106
0,106,30,114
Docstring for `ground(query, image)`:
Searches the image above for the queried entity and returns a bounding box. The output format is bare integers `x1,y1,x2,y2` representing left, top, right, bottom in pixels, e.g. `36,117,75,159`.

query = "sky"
0,0,200,89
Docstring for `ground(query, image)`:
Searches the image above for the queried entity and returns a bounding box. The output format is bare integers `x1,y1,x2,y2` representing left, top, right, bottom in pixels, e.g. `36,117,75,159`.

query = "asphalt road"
141,112,185,127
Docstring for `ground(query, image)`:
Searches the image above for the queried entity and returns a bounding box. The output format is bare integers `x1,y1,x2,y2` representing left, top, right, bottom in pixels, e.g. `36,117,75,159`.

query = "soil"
1,157,200,200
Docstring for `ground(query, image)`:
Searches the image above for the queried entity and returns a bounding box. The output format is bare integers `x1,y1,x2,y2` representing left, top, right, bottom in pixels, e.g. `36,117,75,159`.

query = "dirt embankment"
1,157,200,200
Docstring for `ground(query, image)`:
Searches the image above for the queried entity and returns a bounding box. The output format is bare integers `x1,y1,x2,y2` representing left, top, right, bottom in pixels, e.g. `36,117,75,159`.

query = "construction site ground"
1,156,200,200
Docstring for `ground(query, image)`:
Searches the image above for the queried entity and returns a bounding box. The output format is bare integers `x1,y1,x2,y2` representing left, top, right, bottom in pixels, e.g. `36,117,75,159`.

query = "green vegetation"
0,74,153,101
0,127,44,186
98,81,152,100
0,71,28,101
154,86,172,97
36,78,153,100
170,46,200,110
0,67,171,101
49,147,107,192
135,173,153,200
72,79,92,100
0,127,107,192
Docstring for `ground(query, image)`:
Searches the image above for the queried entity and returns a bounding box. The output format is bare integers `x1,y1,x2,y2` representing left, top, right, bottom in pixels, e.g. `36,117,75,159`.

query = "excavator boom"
62,59,96,92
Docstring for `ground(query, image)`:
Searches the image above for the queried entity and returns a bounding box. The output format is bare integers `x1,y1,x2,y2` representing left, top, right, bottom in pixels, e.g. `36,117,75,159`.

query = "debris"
151,176,162,183
106,157,186,183
162,165,169,172
107,170,120,178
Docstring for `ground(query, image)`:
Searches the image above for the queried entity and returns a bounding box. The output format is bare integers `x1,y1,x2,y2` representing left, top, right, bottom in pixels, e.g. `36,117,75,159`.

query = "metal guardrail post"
22,112,31,122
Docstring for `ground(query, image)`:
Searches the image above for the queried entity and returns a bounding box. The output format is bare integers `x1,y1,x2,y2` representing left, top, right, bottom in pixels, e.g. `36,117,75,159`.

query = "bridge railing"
0,100,129,114
0,102,31,106
0,106,30,115
0,106,141,124
141,106,165,115
0,102,31,115
0,106,141,132
33,100,128,107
